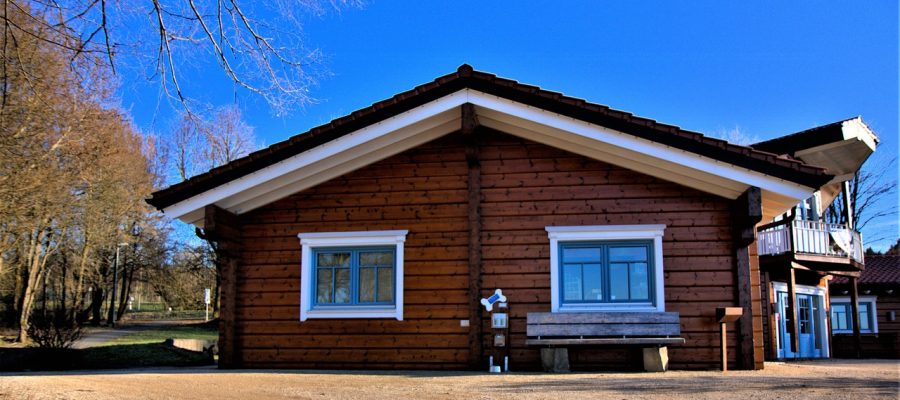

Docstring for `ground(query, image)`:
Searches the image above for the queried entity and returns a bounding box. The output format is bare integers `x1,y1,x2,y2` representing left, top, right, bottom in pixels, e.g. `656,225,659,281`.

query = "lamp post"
108,243,128,327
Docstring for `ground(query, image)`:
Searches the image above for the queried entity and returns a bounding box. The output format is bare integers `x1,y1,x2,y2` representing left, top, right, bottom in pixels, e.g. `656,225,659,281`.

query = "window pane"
334,268,351,304
359,267,375,303
629,262,649,300
609,246,648,262
859,304,871,331
609,263,629,301
316,268,333,304
361,251,393,267
377,267,393,303
562,264,583,301
563,247,602,263
799,297,810,334
317,252,350,268
833,304,848,330
582,263,602,301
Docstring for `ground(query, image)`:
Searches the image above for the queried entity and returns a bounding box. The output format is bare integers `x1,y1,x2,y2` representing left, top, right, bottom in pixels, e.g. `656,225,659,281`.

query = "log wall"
230,129,743,370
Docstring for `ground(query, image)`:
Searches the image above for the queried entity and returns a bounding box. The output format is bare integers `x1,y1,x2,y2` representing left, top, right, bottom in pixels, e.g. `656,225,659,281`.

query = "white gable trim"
164,89,817,226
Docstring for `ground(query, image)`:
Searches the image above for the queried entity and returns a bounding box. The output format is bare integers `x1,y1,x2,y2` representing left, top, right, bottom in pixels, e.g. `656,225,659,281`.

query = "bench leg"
642,346,669,372
540,348,570,373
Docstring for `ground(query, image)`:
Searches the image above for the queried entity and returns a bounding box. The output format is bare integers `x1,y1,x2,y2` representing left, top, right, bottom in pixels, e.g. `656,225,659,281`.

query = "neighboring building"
751,121,878,360
829,255,900,358
147,65,876,371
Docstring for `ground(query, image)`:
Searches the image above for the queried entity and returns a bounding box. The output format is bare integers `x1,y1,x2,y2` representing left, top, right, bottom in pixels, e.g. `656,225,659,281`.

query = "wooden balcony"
757,220,864,271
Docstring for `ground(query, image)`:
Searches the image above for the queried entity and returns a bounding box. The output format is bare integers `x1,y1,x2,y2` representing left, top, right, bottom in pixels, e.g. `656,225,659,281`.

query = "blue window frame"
831,301,875,333
312,246,396,307
559,240,654,305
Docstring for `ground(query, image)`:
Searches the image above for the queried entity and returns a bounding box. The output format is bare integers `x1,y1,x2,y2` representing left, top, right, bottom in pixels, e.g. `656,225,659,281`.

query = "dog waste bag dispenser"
482,289,509,372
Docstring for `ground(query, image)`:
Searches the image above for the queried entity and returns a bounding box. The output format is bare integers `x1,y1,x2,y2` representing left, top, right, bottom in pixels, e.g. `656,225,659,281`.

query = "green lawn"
104,324,217,346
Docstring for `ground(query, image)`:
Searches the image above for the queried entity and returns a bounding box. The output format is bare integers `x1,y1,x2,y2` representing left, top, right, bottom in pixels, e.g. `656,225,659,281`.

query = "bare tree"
825,154,898,246
1,0,362,115
169,105,257,181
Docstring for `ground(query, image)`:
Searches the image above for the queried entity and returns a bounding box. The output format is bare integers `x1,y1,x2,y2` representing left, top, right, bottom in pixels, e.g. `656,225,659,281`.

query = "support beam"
732,187,762,369
849,276,862,358
787,268,800,355
199,204,242,368
462,103,484,370
842,181,854,230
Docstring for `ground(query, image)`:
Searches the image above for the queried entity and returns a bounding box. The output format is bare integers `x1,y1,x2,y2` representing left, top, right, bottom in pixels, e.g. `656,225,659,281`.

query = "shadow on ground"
0,343,214,372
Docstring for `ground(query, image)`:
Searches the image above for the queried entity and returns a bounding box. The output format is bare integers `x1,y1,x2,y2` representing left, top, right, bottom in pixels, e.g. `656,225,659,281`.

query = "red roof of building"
832,255,900,286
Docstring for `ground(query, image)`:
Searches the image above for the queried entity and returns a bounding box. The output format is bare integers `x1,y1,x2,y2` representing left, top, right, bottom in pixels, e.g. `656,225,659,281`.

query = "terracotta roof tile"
833,255,900,285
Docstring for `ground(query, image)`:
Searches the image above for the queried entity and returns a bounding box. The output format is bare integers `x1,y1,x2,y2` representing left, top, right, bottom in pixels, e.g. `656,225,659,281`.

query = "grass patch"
104,324,217,346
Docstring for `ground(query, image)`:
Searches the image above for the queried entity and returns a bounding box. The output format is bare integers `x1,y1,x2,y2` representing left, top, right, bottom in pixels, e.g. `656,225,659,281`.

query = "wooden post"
717,307,742,372
732,187,762,369
462,103,484,370
787,268,800,356
720,322,728,371
200,204,242,369
849,276,862,358
842,181,854,229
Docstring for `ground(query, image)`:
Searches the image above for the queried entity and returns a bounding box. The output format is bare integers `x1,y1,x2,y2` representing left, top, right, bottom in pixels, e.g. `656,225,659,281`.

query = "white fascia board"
221,117,459,215
466,90,815,201
478,115,747,199
166,87,819,225
162,90,470,222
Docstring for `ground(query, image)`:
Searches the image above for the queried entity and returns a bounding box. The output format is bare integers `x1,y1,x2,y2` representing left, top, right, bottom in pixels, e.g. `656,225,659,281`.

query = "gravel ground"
0,359,897,400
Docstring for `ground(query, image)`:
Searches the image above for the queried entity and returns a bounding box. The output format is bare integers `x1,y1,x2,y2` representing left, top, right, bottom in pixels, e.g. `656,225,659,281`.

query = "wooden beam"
462,103,484,370
764,271,779,361
849,276,861,358
733,187,762,369
842,181,854,230
787,268,800,355
202,204,242,369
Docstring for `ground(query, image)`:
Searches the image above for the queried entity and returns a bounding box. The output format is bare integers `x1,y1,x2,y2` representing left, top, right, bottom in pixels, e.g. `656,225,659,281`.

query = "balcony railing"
757,220,864,264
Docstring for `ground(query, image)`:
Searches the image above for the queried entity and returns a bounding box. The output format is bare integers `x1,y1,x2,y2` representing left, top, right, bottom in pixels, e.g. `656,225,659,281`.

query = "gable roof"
148,65,834,226
832,255,900,286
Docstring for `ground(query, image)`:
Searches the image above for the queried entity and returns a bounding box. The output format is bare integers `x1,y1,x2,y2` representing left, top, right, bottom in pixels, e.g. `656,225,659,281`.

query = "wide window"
547,225,665,312
298,231,407,321
560,241,652,304
830,297,877,334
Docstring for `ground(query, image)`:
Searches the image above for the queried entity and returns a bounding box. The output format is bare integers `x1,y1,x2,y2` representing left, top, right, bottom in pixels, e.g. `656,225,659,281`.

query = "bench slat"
527,312,680,324
526,338,686,346
527,323,680,337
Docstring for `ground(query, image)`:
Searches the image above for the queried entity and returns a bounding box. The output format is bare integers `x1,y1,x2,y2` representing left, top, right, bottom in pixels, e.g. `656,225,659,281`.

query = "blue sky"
123,1,899,249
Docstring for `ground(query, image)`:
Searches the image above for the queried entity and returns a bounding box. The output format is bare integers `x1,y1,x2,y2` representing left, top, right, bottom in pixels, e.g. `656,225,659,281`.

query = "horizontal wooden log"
525,338,685,346
241,348,467,363
240,333,469,349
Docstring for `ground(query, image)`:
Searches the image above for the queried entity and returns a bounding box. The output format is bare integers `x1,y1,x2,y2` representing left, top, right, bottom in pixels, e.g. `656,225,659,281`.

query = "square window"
547,225,665,313
299,231,407,321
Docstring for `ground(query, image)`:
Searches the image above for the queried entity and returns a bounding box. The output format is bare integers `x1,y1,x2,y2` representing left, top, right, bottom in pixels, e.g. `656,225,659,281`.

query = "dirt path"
71,320,206,349
0,360,897,400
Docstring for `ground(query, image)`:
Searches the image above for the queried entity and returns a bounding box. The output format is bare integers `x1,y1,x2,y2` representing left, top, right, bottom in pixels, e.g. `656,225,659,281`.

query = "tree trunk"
90,287,103,326
116,259,134,321
73,238,91,313
17,229,47,343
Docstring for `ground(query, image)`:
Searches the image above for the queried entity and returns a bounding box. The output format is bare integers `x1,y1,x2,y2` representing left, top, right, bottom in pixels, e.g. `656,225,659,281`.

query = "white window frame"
830,295,878,334
546,224,666,313
298,230,407,321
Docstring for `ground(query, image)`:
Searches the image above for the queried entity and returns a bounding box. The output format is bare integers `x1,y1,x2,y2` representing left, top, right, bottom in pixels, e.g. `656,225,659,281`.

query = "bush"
26,311,84,349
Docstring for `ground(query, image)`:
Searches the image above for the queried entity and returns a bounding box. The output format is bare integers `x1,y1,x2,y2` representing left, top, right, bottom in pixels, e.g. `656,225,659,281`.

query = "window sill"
558,303,659,313
303,306,402,321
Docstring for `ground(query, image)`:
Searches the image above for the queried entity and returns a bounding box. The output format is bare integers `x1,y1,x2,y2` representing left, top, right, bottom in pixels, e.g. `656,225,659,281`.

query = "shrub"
26,311,84,349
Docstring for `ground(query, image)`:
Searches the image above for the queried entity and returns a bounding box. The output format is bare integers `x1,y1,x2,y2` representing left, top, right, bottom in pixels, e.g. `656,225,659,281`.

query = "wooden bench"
526,312,685,372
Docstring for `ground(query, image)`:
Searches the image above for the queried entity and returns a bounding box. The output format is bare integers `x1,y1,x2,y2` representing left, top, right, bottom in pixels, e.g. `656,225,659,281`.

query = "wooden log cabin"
147,65,878,371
